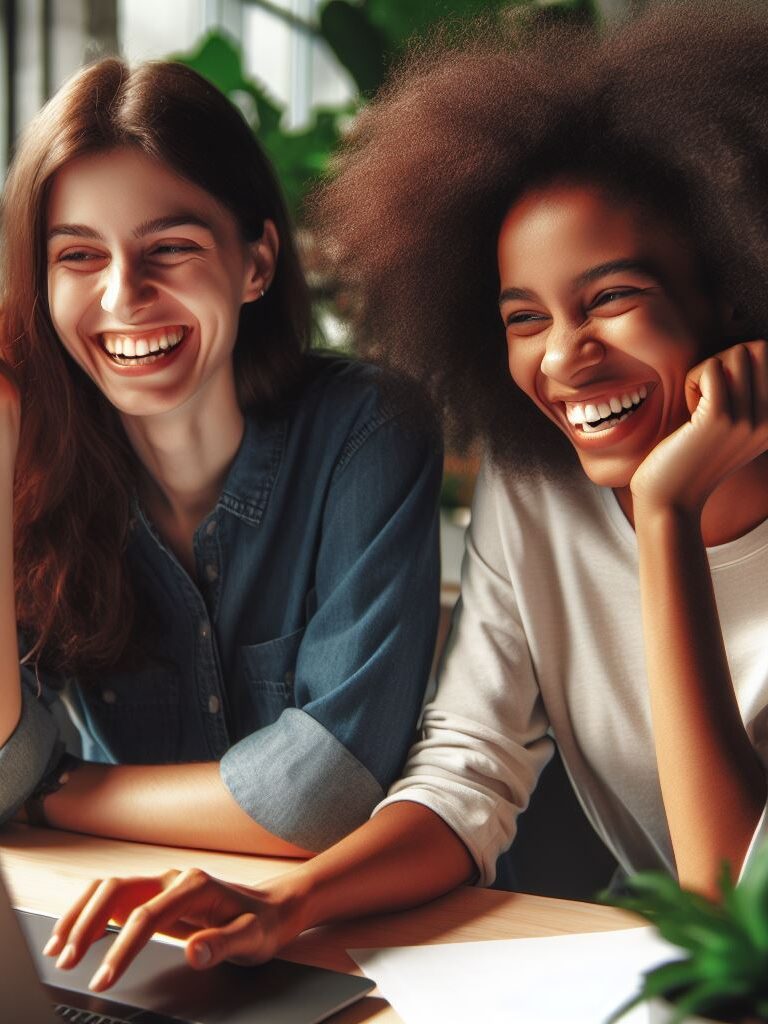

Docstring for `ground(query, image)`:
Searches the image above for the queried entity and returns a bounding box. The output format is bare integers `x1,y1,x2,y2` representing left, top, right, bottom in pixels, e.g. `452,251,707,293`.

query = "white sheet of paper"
350,926,678,1024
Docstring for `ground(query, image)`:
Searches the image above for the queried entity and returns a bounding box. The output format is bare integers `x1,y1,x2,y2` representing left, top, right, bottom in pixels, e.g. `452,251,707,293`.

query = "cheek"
47,273,82,334
506,337,540,398
604,305,700,371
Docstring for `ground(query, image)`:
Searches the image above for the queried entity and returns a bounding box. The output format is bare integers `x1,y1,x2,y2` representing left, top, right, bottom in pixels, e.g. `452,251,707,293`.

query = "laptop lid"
0,863,374,1024
0,868,57,1023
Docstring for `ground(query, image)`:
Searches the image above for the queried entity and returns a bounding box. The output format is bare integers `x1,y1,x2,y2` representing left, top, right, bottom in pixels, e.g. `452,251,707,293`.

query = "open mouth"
100,326,187,367
565,384,651,435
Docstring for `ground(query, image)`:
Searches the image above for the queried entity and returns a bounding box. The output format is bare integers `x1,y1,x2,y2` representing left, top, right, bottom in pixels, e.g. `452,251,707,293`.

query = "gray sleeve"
220,707,383,851
0,672,60,823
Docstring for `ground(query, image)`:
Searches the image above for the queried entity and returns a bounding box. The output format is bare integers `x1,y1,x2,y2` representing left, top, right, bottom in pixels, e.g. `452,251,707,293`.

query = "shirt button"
284,671,295,688
200,623,210,640
205,563,218,582
208,695,221,715
205,520,217,536
102,688,117,705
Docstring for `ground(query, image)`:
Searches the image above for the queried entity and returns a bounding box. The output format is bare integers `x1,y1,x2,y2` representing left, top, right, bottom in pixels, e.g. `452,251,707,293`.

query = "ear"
242,219,280,303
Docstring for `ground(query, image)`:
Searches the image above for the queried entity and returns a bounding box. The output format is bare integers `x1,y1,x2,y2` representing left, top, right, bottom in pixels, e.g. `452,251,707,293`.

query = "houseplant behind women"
0,58,441,858
40,1,768,1000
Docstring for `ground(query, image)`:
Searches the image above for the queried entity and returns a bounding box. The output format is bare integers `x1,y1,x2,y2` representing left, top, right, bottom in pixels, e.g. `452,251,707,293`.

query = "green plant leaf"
319,1,387,95
171,30,282,136
670,976,752,1023
732,845,768,950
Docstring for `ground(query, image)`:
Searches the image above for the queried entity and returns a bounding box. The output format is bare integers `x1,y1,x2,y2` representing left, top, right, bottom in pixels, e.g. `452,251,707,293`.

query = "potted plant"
603,844,768,1024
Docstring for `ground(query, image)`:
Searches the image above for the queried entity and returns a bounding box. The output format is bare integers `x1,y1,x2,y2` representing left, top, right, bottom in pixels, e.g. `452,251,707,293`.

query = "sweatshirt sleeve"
0,665,61,823
375,460,554,885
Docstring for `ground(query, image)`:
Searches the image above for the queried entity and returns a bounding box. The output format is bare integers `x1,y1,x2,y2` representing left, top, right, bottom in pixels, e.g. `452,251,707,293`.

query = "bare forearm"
281,802,475,933
635,502,765,893
42,761,313,858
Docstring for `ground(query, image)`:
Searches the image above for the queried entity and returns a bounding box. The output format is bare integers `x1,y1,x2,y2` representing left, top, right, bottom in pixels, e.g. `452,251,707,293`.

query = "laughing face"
497,181,718,489
46,147,265,421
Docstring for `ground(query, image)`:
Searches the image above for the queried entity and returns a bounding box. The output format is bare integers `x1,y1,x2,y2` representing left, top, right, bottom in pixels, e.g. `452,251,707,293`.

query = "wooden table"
0,823,639,1024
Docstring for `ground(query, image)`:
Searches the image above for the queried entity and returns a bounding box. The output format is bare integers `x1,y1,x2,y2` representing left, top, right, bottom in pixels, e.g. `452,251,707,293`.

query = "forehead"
46,147,228,231
497,182,693,285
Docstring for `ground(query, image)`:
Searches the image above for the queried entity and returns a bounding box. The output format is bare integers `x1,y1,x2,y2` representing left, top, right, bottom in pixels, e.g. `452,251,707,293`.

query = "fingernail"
88,963,114,992
56,944,76,970
43,934,63,957
191,941,212,967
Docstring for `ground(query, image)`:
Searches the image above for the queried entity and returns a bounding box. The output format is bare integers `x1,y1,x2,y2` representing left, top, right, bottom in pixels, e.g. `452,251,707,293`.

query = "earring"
260,289,265,298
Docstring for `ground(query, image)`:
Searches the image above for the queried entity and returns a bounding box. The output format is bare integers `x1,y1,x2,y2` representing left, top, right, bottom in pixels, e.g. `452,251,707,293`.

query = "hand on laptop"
42,868,302,992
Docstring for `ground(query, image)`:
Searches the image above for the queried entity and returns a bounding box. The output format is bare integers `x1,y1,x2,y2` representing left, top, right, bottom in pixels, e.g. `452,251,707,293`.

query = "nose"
100,260,156,322
540,320,605,383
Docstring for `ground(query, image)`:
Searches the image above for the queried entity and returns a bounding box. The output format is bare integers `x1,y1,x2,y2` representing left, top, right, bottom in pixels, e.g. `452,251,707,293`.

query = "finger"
56,876,167,972
87,869,218,992
720,343,753,422
43,879,102,958
746,339,768,421
186,911,270,970
686,357,729,419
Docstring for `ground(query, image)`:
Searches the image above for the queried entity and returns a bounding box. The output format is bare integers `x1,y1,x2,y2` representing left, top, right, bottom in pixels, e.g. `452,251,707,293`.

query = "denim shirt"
0,356,442,850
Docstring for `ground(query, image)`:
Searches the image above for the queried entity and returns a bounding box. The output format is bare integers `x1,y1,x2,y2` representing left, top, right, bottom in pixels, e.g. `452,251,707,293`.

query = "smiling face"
46,147,266,421
498,181,719,488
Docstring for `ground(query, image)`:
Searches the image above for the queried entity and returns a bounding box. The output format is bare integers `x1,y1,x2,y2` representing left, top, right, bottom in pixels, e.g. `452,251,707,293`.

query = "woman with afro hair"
44,0,768,988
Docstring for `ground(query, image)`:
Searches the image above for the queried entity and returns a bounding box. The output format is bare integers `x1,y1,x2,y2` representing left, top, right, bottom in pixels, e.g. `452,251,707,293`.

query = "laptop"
0,866,374,1024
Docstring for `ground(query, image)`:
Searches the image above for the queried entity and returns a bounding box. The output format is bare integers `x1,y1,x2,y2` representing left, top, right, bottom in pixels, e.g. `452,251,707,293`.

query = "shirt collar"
216,411,288,526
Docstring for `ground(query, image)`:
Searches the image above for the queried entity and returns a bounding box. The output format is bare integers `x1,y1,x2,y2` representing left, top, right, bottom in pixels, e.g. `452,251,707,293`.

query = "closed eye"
589,287,642,308
150,244,200,256
505,311,549,325
57,249,104,263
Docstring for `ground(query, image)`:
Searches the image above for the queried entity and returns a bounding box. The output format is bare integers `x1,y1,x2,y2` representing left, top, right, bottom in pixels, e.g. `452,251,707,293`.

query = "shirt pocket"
77,664,181,765
236,627,305,730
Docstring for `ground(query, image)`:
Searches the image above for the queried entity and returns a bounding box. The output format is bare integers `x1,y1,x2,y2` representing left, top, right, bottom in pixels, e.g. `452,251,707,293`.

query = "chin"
576,455,637,490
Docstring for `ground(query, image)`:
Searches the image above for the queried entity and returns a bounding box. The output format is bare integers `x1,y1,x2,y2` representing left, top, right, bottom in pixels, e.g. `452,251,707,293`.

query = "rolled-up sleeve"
0,667,61,823
220,412,442,851
375,461,554,886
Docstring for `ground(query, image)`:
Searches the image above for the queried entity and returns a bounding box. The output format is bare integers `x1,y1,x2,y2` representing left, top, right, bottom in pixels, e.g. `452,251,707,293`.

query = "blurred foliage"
173,0,596,219
602,850,768,1024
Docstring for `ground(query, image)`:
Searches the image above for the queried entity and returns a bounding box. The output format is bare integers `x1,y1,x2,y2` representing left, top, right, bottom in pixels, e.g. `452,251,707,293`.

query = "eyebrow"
47,214,215,242
498,258,662,306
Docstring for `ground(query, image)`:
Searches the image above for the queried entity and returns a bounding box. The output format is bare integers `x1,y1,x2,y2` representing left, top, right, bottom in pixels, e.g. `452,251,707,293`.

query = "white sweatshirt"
378,460,768,886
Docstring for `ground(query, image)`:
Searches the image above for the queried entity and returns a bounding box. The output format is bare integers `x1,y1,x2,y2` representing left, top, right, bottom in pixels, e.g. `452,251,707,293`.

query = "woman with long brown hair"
0,59,441,860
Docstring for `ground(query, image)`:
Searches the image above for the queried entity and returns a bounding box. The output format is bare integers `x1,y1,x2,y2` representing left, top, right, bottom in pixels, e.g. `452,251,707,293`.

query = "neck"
614,451,768,546
122,373,245,532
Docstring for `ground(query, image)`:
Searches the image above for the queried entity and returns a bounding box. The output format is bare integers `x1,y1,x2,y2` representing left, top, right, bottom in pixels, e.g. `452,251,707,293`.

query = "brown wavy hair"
1,58,311,672
312,0,768,471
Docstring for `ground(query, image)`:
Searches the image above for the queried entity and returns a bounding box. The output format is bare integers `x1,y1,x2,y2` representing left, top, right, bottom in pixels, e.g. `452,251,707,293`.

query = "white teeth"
582,411,631,433
564,386,651,427
100,327,185,363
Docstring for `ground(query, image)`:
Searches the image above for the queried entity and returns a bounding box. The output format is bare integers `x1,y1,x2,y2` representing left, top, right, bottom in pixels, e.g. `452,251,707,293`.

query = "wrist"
255,864,317,945
630,492,703,530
